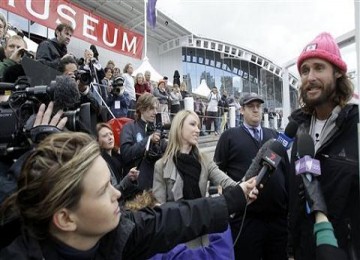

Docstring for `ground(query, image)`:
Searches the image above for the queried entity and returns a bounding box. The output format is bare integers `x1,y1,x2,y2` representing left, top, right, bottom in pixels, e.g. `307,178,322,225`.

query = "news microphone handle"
300,174,327,215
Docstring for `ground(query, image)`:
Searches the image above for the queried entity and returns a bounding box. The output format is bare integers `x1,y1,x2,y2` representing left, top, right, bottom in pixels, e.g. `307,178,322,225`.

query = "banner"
0,0,144,59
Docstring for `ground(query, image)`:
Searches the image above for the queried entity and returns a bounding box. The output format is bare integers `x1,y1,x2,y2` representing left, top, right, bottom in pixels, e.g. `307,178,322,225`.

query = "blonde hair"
0,132,100,239
162,110,202,163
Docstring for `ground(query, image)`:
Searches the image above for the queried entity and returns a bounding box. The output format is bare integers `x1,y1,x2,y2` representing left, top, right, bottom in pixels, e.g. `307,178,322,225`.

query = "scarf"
174,152,202,200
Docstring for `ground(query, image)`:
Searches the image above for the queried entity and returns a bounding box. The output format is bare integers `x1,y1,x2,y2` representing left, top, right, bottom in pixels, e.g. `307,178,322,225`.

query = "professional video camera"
0,76,95,158
75,69,92,86
111,76,125,96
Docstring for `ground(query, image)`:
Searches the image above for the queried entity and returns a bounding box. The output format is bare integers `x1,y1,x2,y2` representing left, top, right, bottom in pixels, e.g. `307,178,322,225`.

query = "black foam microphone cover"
53,75,80,111
242,138,275,181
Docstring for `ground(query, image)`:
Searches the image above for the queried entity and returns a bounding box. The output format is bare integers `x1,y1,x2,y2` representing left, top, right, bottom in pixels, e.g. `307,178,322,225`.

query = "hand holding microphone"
296,134,327,215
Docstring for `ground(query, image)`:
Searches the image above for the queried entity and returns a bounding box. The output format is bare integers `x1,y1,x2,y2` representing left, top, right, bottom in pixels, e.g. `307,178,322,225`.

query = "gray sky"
157,0,355,70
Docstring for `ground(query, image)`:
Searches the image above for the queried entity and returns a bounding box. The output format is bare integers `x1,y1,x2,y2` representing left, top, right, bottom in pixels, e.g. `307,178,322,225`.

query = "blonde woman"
153,110,238,249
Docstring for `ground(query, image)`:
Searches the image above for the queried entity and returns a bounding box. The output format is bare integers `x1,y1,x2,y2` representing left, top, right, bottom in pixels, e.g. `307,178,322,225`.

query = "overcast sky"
156,0,355,71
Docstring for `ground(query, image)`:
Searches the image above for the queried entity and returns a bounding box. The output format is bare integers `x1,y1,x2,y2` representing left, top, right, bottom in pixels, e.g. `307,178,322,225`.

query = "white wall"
67,36,183,82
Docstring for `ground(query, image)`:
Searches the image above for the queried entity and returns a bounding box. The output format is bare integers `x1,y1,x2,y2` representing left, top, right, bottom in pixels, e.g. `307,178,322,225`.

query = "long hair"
162,110,202,164
0,132,100,239
299,69,354,114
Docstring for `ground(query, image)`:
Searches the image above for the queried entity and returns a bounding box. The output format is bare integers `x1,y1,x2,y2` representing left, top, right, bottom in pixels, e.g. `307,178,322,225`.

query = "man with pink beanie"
288,32,359,259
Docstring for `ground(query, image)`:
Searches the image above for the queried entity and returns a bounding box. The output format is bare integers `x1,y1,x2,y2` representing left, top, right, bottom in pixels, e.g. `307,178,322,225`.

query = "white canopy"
133,57,165,83
192,79,211,97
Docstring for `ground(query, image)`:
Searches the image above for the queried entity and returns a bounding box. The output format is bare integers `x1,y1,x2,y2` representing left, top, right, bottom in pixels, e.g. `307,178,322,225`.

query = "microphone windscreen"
53,75,80,111
297,133,315,158
243,138,275,181
284,120,298,138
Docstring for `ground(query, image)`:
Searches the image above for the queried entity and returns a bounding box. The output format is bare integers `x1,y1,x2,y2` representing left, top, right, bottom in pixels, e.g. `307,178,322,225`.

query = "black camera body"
0,79,92,158
75,70,92,86
20,49,35,59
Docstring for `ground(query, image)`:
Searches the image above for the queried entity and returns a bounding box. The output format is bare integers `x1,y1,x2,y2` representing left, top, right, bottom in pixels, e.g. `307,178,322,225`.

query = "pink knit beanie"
297,32,347,73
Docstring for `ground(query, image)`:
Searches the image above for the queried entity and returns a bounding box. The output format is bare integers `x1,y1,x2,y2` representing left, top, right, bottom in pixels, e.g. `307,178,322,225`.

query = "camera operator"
120,93,167,190
107,76,130,119
0,35,27,80
58,56,101,119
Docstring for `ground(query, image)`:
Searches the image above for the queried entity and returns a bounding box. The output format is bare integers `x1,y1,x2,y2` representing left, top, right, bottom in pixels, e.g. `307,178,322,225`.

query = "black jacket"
214,125,289,217
36,38,67,69
120,120,166,190
0,192,246,260
288,104,360,260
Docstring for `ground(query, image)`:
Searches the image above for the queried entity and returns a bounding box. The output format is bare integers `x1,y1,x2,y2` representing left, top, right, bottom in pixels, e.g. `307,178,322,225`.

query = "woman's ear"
52,208,77,232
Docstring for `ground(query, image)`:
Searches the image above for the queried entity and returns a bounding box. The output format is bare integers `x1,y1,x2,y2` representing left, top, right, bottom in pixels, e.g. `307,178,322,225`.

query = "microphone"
295,133,321,214
52,75,81,111
254,141,285,189
276,120,298,149
295,134,320,181
242,139,275,181
25,76,80,111
25,84,53,95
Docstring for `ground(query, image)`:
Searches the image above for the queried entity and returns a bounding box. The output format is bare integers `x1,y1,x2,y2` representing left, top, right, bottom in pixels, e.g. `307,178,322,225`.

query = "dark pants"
127,99,136,119
205,111,219,133
231,215,288,260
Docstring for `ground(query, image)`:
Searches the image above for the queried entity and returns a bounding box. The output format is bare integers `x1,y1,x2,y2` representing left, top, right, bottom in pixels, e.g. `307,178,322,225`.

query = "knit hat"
112,76,124,86
297,32,347,73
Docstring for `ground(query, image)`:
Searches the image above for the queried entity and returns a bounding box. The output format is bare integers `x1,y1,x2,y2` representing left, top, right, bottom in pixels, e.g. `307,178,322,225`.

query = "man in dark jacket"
288,32,359,260
214,92,290,260
36,23,74,69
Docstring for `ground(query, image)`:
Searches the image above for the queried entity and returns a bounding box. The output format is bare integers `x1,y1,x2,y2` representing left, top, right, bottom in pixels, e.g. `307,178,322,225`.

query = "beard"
300,80,336,107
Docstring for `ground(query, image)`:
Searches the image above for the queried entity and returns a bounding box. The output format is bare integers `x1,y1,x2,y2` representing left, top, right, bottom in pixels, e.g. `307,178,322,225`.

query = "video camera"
146,113,171,139
111,76,125,96
75,69,92,86
0,77,94,158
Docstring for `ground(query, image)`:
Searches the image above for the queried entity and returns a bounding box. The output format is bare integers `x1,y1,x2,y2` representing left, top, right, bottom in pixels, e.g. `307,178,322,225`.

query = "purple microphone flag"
147,0,157,29
295,155,321,176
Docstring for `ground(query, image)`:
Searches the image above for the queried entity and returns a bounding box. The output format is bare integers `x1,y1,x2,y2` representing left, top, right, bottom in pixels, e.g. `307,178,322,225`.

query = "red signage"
0,0,144,59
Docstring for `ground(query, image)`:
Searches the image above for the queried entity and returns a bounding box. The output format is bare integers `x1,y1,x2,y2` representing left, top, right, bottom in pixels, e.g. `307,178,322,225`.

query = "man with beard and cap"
288,32,359,260
36,23,74,69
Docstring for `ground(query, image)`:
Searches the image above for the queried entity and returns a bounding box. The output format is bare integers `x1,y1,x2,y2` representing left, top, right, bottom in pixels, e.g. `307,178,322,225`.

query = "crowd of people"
0,15,358,260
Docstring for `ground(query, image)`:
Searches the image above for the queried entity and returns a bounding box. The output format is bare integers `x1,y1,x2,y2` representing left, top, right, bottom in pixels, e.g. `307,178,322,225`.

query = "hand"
127,167,139,181
150,131,161,143
239,177,258,204
9,47,26,63
33,102,67,129
300,175,327,215
61,53,74,60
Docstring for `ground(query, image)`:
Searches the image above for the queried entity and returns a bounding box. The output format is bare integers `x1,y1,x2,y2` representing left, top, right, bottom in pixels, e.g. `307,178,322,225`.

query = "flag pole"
144,0,148,59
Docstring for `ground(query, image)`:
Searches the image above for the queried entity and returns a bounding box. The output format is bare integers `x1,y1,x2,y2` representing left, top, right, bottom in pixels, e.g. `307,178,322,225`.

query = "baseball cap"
240,93,264,106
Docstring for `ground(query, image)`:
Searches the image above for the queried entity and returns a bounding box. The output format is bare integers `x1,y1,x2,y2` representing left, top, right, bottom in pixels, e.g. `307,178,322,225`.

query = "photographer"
58,56,101,118
206,86,221,135
120,93,167,190
79,49,105,105
107,76,130,119
0,35,27,80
